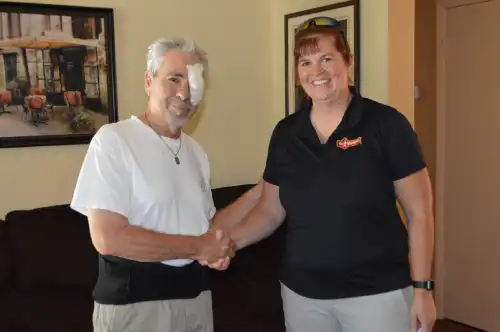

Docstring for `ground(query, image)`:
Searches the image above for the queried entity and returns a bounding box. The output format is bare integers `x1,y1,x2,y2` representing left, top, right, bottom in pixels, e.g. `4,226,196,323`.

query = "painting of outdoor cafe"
0,3,117,148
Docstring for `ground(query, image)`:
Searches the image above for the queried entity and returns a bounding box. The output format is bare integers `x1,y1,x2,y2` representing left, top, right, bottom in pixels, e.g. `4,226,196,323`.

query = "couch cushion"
210,183,287,331
212,184,255,210
5,204,98,292
0,220,18,332
0,289,20,332
12,287,94,332
210,225,286,329
211,263,285,332
0,219,13,289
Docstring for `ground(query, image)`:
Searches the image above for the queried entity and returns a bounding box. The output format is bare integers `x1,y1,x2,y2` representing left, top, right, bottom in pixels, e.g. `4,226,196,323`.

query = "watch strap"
413,280,435,290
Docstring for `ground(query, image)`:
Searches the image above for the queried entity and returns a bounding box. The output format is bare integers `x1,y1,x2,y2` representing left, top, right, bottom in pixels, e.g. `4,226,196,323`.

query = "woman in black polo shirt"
226,16,436,332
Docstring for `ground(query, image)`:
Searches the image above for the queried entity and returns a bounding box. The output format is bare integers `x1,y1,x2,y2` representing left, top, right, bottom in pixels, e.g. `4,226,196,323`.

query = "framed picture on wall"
0,1,118,148
284,0,360,116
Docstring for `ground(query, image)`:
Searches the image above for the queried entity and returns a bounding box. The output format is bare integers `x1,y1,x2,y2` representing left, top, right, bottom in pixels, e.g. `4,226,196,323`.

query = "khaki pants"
93,290,213,332
281,283,413,332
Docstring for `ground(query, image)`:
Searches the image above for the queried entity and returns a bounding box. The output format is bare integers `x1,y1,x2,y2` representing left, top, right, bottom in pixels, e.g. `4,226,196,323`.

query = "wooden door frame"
435,0,493,319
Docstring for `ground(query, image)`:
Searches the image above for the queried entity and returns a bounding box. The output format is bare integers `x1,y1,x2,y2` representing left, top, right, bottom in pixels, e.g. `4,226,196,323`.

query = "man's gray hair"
146,37,209,77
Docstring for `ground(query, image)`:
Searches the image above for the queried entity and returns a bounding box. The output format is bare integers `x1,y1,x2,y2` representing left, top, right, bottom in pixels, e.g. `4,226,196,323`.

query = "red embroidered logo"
336,137,362,150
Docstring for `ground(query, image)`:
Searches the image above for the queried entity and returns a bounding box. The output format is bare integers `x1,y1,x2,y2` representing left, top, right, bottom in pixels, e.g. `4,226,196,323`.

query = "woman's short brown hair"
294,26,352,66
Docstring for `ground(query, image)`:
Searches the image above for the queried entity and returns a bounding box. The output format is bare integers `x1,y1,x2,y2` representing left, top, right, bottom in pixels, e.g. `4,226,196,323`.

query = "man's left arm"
210,179,263,231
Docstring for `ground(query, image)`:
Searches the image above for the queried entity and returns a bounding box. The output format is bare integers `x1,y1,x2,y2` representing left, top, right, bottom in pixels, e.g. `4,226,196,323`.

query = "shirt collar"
294,86,365,138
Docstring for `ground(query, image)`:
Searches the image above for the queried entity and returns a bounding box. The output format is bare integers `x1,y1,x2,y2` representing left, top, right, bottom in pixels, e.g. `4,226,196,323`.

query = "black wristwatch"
413,280,435,290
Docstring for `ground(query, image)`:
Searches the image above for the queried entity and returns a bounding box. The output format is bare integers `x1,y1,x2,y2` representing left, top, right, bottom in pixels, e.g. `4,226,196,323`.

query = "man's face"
145,50,202,130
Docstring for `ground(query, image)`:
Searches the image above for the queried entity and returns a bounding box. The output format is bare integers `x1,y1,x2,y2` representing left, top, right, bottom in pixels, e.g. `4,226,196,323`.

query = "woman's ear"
348,54,354,67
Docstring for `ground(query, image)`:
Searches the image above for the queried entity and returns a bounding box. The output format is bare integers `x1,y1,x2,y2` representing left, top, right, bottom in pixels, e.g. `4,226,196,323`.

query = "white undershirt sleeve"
70,127,131,218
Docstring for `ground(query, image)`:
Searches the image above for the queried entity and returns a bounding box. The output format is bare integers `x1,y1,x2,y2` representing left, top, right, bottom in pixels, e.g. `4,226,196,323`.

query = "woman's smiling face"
296,33,352,103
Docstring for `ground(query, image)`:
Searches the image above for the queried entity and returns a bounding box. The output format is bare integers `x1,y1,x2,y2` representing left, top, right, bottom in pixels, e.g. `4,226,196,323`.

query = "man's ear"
144,71,152,95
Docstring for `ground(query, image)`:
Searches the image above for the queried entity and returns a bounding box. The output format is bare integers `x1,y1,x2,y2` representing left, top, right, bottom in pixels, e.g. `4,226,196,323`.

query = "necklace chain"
144,114,182,165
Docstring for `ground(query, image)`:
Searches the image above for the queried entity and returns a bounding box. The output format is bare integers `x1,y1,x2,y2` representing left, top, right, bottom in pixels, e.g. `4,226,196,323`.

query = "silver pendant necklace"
144,114,182,165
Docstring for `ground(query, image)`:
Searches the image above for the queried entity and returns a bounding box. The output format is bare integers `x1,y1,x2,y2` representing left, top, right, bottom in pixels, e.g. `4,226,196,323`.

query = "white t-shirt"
70,115,216,266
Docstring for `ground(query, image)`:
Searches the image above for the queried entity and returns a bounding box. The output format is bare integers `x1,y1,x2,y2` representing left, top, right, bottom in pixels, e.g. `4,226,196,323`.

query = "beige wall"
388,0,415,123
0,0,273,218
0,0,416,218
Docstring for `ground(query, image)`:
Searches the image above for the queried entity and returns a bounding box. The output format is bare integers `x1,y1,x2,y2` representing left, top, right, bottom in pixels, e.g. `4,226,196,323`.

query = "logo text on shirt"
336,137,362,150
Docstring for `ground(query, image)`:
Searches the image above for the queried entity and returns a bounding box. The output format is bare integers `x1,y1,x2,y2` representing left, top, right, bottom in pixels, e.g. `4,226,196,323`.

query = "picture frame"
284,0,360,116
0,2,118,148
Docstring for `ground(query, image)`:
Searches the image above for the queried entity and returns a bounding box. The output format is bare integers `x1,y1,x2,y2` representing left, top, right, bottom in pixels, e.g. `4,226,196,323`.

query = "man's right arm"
229,181,286,250
71,127,231,264
88,209,230,262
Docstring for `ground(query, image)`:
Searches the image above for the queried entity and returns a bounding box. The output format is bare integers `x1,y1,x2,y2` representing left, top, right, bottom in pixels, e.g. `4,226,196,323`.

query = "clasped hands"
197,229,235,271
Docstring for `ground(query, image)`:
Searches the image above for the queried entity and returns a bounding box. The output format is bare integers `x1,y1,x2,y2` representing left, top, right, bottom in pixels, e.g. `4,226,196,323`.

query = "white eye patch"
187,63,204,106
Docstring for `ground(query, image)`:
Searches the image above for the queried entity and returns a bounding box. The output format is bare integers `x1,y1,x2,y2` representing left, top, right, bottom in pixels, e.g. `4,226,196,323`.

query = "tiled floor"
434,319,483,332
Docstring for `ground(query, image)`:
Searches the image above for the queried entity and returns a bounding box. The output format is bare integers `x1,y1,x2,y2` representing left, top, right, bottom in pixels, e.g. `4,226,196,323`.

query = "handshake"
196,229,236,271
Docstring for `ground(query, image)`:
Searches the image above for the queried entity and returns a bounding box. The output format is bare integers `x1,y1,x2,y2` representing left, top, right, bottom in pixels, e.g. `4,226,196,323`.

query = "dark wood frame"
0,2,118,148
284,0,360,116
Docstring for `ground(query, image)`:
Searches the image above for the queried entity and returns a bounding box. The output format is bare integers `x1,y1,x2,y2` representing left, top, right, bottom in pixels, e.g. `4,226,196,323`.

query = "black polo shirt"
264,91,426,300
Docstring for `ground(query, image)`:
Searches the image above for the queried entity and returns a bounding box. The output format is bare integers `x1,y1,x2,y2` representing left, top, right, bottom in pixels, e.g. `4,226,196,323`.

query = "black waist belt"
93,255,209,305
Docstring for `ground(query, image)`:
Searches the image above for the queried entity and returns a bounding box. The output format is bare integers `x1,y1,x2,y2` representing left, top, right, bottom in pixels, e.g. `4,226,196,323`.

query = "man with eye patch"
70,37,262,332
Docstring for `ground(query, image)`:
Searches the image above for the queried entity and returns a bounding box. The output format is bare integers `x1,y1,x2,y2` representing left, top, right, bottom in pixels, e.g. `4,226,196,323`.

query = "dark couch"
0,184,286,332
